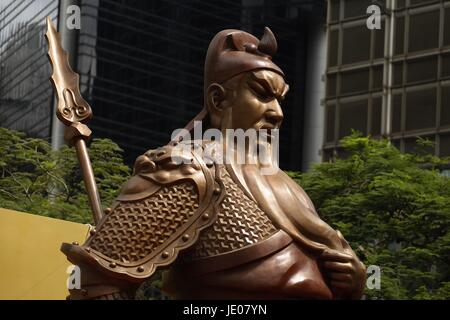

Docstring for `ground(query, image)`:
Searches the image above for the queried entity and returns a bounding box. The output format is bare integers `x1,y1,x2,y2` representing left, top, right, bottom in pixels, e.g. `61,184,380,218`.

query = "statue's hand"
319,231,366,300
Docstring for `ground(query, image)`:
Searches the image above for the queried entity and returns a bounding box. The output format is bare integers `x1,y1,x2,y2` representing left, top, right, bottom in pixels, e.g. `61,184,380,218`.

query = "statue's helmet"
203,27,284,91
174,27,284,141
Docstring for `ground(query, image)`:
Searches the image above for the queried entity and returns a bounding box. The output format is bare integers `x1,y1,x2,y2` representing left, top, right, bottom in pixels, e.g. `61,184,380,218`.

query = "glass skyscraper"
0,0,327,171
325,0,450,159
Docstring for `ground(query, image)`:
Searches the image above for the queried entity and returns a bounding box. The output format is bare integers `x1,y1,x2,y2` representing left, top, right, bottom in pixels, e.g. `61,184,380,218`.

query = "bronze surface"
88,182,199,263
185,166,278,260
45,17,103,224
53,25,366,299
163,232,333,300
61,142,225,299
175,230,293,276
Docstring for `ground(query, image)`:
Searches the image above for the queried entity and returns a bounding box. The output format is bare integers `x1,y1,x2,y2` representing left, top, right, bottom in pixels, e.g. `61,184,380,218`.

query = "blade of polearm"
45,17,103,225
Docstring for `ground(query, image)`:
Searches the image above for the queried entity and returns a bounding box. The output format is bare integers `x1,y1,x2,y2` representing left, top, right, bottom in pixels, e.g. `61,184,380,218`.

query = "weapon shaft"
46,17,103,225
74,138,103,224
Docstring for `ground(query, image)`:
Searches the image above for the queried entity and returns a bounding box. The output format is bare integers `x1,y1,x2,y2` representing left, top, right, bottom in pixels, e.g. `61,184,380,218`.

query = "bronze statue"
46,19,366,300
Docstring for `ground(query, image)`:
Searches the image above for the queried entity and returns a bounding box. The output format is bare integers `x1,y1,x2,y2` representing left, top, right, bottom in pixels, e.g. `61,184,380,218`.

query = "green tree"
3,127,449,299
0,127,130,224
288,132,450,300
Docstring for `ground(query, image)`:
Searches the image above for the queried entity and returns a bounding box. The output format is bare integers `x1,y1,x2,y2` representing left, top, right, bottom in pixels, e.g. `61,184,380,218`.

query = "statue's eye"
248,81,272,101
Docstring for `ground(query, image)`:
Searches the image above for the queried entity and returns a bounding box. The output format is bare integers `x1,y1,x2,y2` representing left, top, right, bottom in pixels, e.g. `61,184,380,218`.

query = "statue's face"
220,69,289,132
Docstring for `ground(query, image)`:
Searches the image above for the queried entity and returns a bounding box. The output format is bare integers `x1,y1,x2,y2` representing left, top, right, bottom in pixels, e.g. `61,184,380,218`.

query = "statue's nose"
265,104,283,127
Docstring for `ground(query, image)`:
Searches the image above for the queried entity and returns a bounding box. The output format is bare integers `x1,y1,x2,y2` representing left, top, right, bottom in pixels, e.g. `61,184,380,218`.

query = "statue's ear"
205,83,226,128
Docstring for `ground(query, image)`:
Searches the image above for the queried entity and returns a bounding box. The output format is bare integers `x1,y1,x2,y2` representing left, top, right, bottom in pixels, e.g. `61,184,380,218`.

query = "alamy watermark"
66,5,81,30
366,265,381,290
367,4,382,30
170,121,280,175
66,265,81,290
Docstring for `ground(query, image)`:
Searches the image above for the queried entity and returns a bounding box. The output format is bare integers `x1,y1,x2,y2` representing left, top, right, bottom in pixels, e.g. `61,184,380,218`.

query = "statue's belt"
173,229,292,276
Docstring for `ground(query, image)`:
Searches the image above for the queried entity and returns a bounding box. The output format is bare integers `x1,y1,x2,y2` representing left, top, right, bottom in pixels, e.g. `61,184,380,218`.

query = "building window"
392,93,403,133
325,0,450,160
326,104,336,143
328,29,339,67
343,0,374,19
342,24,371,64
341,68,370,95
372,66,384,90
444,7,450,46
439,134,450,156
405,87,436,131
327,73,338,97
440,85,450,126
395,15,406,55
397,0,406,9
441,54,450,78
374,24,385,59
339,98,368,138
410,0,440,6
393,62,404,86
408,10,440,53
371,96,382,135
329,0,340,22
406,56,438,85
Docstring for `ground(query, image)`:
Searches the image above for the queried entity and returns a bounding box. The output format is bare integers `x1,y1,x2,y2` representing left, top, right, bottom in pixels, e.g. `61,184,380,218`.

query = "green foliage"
0,127,167,299
0,127,131,224
2,127,448,299
287,132,450,300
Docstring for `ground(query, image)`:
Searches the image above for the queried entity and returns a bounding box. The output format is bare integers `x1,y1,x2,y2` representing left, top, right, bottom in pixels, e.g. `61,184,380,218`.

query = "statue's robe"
61,140,351,300
162,153,337,299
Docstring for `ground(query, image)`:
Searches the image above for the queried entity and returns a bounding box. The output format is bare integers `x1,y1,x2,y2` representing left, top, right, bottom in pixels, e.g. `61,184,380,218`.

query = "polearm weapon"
45,17,103,225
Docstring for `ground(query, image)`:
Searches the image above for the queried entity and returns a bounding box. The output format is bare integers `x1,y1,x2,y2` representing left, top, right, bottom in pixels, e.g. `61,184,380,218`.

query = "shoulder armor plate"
61,141,225,283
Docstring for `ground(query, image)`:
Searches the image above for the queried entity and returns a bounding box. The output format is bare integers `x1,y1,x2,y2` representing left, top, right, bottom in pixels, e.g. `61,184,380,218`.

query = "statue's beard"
237,134,278,170
219,121,280,172
220,116,344,254
226,155,344,254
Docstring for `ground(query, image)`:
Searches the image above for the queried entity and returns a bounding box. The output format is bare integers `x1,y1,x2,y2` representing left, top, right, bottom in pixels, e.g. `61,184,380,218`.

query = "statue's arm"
61,142,223,300
281,171,367,299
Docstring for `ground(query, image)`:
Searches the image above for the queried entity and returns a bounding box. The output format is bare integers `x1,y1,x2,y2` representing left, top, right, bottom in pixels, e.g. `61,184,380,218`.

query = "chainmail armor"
185,167,278,259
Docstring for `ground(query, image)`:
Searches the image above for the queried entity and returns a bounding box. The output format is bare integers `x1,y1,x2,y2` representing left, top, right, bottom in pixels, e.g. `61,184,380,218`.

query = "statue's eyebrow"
250,72,288,100
256,76,275,95
250,73,276,97
281,83,289,98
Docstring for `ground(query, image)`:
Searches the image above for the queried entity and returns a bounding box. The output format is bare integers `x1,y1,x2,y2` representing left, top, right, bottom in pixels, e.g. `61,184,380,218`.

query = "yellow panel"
0,208,90,300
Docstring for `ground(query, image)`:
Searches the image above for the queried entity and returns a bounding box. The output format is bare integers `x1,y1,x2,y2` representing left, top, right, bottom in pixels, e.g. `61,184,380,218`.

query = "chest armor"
61,141,280,286
60,141,332,300
184,166,277,260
